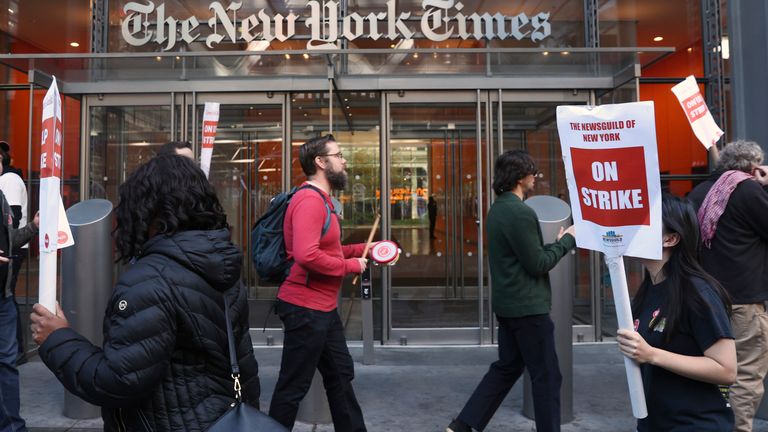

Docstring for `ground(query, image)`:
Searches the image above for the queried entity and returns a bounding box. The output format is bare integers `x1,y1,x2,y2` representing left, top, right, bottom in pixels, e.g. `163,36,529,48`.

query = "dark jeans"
0,296,26,431
458,314,561,432
10,254,25,355
269,301,366,432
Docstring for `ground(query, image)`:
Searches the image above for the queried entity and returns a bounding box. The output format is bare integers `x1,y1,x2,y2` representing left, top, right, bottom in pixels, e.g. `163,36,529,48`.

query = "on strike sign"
199,102,220,178
671,75,723,149
557,102,662,260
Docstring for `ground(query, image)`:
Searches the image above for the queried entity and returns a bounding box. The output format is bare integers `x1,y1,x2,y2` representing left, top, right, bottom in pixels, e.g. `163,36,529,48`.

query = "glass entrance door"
189,94,285,330
385,92,487,344
86,95,175,200
84,93,287,334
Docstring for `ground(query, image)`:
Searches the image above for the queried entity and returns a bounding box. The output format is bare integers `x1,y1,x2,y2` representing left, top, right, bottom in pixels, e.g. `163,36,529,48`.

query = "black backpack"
251,185,331,284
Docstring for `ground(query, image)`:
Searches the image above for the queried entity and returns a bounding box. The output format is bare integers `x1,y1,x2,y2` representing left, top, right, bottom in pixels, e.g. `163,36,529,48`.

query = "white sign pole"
199,102,220,178
606,255,648,419
557,102,662,419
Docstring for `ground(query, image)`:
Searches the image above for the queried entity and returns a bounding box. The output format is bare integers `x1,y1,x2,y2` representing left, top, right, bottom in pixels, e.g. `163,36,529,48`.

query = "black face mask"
327,166,348,191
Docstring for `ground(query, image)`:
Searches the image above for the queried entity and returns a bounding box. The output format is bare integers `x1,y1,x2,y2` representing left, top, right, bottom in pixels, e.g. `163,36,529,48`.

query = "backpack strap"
299,184,333,238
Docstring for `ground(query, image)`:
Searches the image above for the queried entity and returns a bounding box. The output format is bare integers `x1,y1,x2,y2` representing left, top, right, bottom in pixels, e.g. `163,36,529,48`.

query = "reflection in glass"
390,104,481,328
194,104,283,327
291,91,382,340
88,105,172,203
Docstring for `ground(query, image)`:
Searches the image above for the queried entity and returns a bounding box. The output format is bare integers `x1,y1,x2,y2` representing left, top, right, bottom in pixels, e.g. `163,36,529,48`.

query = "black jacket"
688,173,768,304
0,190,36,298
39,229,260,431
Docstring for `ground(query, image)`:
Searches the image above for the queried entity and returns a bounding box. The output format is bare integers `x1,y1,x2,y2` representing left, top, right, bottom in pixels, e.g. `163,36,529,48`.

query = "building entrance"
82,89,598,345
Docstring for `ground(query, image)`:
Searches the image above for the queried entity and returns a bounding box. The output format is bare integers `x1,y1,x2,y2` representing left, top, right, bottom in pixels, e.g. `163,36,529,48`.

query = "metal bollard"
295,371,332,425
522,195,575,424
61,199,114,419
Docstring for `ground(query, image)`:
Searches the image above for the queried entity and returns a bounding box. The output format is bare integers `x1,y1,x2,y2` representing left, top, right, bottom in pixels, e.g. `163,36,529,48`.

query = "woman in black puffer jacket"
30,154,260,431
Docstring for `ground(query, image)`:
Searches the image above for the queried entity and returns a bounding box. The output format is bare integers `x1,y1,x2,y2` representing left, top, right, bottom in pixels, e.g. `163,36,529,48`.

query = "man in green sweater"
448,150,576,432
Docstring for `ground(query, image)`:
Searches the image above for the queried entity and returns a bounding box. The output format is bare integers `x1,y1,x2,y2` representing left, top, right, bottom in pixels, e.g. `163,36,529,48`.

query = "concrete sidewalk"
19,343,768,431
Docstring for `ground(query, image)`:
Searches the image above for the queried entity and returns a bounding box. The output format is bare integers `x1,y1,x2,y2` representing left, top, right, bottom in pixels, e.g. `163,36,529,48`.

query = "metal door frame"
489,90,592,344
383,90,485,345
187,93,289,291
81,94,178,200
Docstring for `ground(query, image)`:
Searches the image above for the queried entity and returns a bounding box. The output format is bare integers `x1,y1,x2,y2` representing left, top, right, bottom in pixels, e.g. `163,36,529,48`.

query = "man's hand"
357,257,368,273
754,165,768,186
30,302,69,346
32,211,40,228
0,250,8,264
557,225,576,241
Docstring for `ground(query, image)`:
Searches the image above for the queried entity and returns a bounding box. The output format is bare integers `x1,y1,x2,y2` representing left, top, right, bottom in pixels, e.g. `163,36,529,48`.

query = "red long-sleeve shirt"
278,183,365,311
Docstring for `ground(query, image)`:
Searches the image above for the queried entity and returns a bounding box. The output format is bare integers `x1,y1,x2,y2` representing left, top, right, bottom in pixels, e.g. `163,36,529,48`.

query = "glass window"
290,90,382,340
599,0,704,77
639,83,709,179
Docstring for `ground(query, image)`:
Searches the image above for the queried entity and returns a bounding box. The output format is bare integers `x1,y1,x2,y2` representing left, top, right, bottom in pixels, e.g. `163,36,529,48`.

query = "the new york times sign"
121,0,551,51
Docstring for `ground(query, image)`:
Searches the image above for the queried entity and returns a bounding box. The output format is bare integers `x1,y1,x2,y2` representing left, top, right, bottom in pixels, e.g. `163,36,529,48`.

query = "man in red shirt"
269,134,368,431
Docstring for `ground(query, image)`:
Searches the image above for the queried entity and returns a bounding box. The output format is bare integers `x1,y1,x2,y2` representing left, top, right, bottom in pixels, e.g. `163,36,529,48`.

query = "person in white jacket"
0,148,27,360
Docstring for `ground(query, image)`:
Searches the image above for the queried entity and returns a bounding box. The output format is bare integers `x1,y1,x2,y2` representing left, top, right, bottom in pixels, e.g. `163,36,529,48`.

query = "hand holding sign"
557,225,575,241
753,165,768,185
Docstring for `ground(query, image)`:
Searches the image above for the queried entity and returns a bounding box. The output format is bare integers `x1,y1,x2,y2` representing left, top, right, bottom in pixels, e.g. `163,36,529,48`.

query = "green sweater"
488,192,576,318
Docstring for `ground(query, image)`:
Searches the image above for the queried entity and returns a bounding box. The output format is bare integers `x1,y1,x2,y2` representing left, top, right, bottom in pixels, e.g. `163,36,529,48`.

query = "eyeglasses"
321,152,344,160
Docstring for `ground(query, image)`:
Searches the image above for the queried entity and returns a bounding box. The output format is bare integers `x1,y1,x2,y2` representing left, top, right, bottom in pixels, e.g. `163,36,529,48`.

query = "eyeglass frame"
320,152,344,160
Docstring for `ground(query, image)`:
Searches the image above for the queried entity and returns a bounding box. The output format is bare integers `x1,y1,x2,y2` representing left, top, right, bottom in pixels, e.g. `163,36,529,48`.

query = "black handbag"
206,302,288,432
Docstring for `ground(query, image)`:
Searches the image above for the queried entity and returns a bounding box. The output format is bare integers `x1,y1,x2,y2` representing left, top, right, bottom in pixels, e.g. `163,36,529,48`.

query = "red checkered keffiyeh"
697,170,753,248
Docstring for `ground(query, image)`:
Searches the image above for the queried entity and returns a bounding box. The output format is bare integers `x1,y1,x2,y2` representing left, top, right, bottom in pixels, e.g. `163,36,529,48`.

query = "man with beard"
447,150,575,432
269,134,369,431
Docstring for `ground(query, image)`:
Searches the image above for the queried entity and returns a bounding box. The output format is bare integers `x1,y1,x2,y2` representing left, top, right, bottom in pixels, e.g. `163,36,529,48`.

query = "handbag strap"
223,298,242,402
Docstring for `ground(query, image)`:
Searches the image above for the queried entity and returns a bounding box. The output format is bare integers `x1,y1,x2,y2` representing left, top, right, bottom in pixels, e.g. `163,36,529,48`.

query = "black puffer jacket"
39,229,260,431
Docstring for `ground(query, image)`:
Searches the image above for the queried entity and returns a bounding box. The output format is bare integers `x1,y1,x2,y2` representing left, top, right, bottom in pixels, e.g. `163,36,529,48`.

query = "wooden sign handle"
352,213,381,285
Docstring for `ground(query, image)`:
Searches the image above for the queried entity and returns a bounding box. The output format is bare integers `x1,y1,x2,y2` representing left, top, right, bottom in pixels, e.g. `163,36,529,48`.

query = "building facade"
0,0,741,349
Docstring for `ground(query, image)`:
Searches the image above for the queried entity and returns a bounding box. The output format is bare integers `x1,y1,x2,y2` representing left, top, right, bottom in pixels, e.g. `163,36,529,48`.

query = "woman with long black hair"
29,154,260,431
618,193,736,431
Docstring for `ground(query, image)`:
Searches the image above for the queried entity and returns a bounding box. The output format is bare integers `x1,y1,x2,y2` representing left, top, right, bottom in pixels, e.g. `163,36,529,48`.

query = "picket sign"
200,102,220,178
671,75,723,150
38,77,75,313
556,101,664,419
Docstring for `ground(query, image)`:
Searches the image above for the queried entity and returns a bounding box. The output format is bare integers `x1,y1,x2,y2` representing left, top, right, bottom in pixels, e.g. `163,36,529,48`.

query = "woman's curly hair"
114,154,228,262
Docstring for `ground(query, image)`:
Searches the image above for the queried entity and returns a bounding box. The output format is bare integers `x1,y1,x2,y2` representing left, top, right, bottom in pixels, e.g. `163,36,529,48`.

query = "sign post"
199,102,220,178
556,101,663,419
39,77,74,313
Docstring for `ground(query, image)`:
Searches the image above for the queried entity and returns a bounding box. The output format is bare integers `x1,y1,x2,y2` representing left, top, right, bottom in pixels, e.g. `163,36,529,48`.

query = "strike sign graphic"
570,147,650,227
671,75,723,149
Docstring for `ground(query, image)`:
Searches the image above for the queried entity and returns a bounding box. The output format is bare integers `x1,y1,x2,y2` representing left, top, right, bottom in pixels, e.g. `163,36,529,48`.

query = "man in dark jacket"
0,190,38,432
447,150,575,432
29,155,260,431
688,140,768,432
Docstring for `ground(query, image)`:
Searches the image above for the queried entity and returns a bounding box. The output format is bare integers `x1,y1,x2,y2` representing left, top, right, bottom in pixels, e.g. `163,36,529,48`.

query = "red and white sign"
200,102,220,178
38,77,74,313
557,102,662,260
671,75,723,149
371,240,399,264
557,101,663,420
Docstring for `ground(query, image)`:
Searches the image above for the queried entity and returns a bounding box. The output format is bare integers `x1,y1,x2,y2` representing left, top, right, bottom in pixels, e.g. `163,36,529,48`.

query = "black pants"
10,254,24,355
269,301,366,432
458,314,561,432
